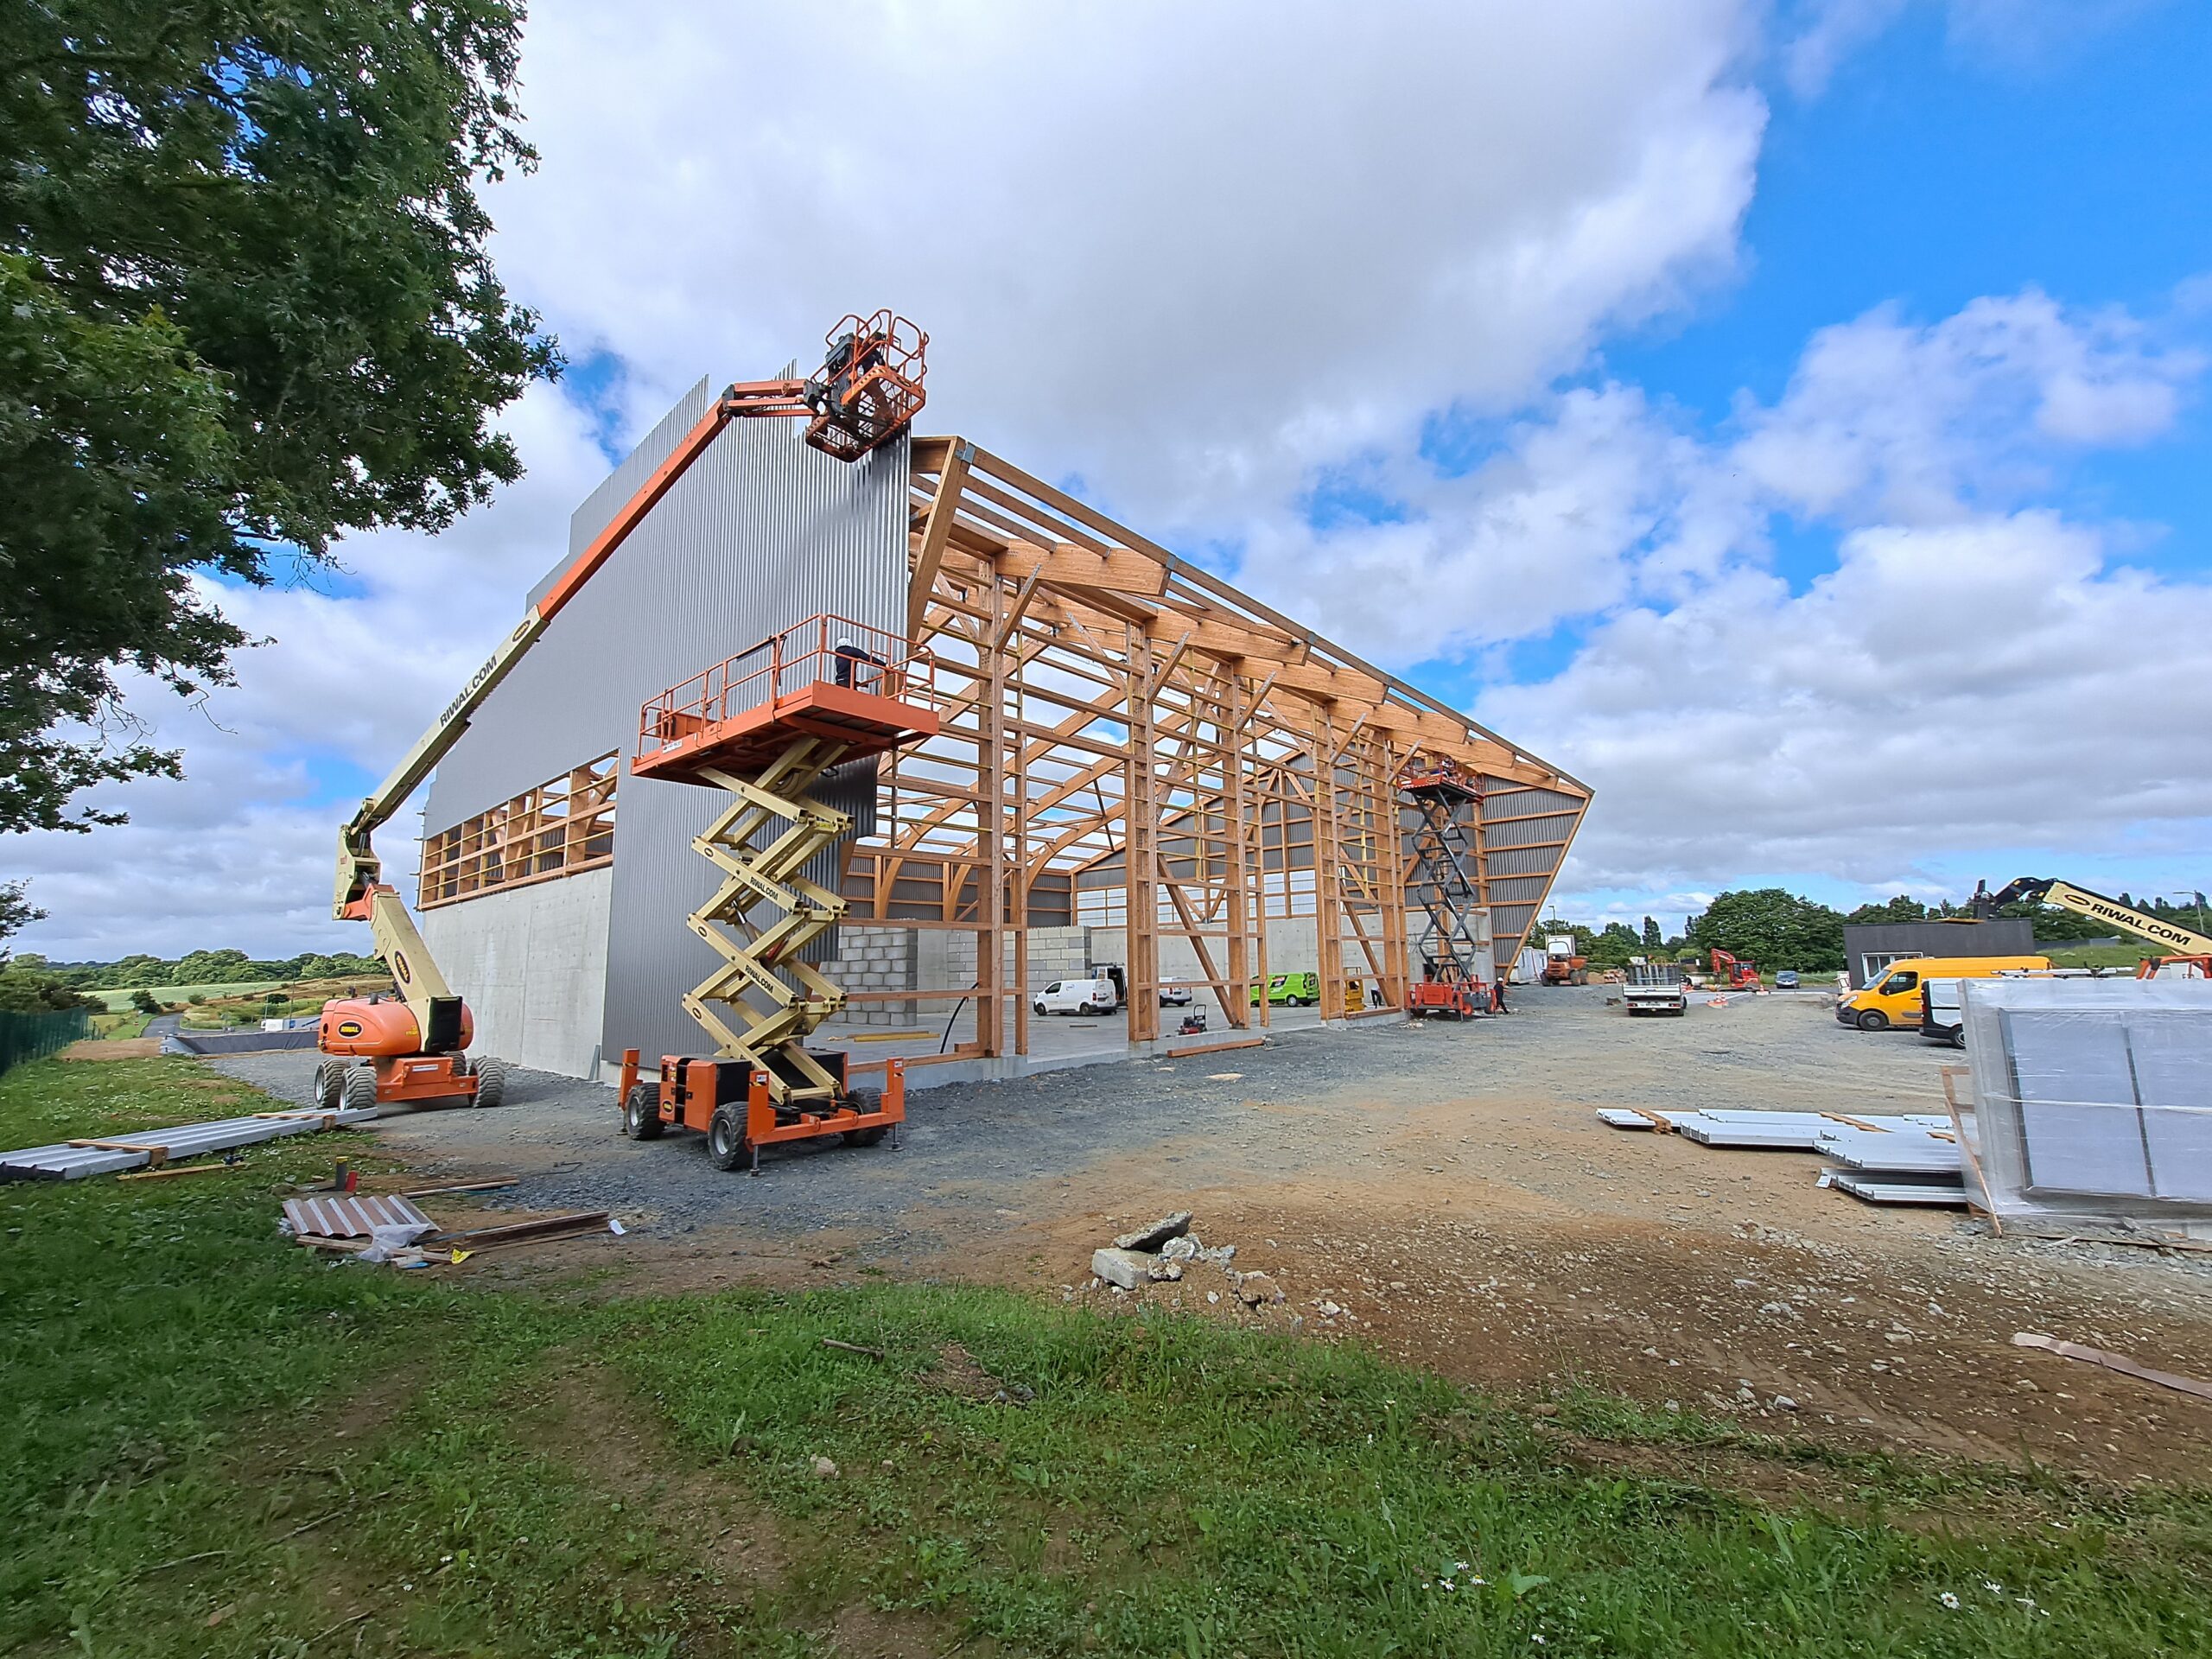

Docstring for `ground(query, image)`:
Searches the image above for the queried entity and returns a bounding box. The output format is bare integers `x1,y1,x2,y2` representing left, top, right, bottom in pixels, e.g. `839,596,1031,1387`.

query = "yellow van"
1835,956,2050,1032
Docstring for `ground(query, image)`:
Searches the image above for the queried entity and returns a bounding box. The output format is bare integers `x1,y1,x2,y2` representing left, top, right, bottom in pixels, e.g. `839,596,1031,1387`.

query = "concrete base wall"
420,868,613,1078
933,925,1093,994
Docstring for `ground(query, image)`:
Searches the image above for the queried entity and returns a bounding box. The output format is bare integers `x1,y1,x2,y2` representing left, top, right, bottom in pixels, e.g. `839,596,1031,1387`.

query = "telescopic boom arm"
330,312,927,1054
1972,877,2212,958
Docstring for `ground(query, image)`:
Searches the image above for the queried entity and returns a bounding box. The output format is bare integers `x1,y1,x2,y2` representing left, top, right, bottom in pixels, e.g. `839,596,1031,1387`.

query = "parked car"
1033,975,1121,1016
1158,977,1194,1007
1250,971,1322,1007
1774,969,1800,990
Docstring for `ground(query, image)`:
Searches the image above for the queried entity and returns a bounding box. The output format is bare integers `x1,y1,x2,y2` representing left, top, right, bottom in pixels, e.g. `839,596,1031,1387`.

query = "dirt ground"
218,987,2212,1490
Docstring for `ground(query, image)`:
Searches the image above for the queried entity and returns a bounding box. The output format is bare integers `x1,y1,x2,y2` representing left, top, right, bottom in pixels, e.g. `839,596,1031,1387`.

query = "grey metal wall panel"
1485,786,1585,821
422,395,909,1071
1484,845,1558,878
1481,811,1579,851
555,378,715,578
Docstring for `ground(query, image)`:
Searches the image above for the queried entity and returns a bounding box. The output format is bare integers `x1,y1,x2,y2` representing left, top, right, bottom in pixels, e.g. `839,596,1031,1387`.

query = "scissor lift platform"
621,616,938,1171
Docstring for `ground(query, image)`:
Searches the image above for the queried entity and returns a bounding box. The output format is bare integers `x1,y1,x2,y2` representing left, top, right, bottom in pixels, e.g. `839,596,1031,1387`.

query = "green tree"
1685,888,1847,973
1641,915,1661,949
0,966,92,1013
0,880,40,947
1845,894,1929,926
0,2,558,834
128,988,162,1015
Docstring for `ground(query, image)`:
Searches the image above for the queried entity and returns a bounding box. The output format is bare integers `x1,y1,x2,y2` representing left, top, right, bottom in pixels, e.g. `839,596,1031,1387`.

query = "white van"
1034,975,1121,1016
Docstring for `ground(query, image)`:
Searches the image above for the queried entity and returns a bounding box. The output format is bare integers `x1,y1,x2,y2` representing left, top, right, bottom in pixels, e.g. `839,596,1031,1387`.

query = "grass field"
3,1057,2209,1656
87,979,284,1012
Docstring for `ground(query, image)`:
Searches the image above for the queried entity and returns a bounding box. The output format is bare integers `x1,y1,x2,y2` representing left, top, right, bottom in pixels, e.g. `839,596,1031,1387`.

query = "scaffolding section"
1399,757,1490,1019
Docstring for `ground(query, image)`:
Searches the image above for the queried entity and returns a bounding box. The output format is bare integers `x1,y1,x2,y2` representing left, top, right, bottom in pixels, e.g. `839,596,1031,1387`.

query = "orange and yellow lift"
618,616,938,1171
319,312,930,1125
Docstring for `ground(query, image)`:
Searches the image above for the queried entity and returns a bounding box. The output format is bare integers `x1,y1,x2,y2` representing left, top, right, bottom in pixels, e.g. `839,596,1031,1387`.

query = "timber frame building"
417,391,1590,1082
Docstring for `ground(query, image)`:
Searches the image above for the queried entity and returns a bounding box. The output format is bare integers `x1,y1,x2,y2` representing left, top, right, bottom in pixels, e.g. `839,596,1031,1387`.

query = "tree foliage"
29,946,386,990
0,1,558,832
1684,888,1847,972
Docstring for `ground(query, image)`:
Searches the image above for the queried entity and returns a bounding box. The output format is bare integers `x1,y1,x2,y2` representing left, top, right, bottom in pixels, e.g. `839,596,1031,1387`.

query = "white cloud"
489,0,1767,531
1456,288,2211,913
9,0,1777,960
1489,509,2212,899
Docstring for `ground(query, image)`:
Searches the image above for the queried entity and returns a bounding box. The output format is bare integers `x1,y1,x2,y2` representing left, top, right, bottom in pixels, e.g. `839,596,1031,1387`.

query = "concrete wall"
420,868,614,1077
932,925,1093,994
823,924,917,1027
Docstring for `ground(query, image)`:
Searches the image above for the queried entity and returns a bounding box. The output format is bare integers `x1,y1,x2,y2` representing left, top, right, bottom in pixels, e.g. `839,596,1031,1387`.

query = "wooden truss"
838,436,1592,1057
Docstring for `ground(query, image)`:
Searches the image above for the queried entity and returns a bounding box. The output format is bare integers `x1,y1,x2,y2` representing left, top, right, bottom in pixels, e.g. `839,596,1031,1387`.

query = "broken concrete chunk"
1091,1247,1154,1290
810,1455,839,1479
1160,1235,1199,1262
1149,1259,1184,1282
1113,1211,1194,1252
1233,1271,1284,1306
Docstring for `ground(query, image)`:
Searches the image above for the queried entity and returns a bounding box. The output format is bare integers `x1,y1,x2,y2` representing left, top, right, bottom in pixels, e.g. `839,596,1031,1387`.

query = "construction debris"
1113,1211,1193,1251
1,1106,378,1181
1599,1107,1970,1208
2013,1332,2212,1403
283,1195,432,1238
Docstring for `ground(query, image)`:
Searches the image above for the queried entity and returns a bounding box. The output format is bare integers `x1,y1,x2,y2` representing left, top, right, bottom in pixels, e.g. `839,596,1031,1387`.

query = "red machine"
620,613,938,1172
1710,948,1761,990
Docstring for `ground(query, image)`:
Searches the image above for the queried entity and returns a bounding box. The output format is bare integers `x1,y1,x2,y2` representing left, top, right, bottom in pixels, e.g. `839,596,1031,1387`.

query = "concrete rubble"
1089,1211,1262,1304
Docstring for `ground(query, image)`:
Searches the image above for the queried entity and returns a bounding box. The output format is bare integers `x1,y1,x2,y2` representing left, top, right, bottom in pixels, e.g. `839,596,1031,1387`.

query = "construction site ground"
213,984,2212,1491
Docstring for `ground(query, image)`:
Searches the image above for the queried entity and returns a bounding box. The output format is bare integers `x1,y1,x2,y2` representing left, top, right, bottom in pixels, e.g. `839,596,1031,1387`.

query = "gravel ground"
209,985,1954,1249
211,988,2212,1484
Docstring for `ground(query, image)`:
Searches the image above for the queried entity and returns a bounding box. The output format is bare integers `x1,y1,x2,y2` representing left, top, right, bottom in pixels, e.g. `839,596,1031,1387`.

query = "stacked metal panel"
1961,978,2212,1224
1596,1107,1970,1206
0,1107,379,1181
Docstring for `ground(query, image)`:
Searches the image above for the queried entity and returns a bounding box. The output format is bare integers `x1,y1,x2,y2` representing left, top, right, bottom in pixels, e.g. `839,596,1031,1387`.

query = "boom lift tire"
472,1057,507,1109
1856,1009,1890,1032
622,1082,664,1141
342,1066,378,1114
314,1061,341,1112
843,1088,887,1146
444,1051,471,1077
706,1107,747,1172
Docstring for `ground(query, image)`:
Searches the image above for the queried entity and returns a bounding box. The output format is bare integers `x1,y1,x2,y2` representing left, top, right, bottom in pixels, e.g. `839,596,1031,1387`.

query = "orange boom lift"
318,313,928,1117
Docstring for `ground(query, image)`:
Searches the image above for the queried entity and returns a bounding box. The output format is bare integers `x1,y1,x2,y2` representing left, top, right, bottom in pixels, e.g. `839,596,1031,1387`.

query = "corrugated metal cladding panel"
1484,875,1552,904
1481,811,1579,851
423,399,910,1074
535,378,715,604
1484,845,1557,878
1485,785,1585,821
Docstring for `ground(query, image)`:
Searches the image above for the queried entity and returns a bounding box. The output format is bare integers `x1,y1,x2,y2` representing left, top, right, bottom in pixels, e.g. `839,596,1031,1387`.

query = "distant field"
89,980,283,1012
2043,944,2160,969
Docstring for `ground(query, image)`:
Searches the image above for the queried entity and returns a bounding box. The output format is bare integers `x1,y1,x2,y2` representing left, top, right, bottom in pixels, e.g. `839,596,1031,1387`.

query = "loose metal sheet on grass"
0,1107,380,1181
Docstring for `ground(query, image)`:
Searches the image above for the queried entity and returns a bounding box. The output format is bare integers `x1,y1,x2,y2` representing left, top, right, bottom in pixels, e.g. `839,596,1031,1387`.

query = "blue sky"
1391,1,2212,921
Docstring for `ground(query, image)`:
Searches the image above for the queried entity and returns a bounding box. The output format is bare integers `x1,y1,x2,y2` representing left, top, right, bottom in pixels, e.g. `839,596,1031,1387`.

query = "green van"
1250,971,1322,1007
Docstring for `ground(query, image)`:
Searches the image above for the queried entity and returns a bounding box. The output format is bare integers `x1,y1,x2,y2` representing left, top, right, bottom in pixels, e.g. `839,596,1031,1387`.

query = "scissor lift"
1399,756,1491,1020
622,615,938,1171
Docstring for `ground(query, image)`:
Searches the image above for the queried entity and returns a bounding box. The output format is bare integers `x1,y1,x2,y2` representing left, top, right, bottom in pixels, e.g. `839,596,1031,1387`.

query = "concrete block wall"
932,925,1093,994
419,867,614,1078
822,924,916,1027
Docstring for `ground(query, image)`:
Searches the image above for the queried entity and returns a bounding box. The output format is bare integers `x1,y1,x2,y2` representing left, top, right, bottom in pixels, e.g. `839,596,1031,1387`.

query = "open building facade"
417,384,1592,1083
